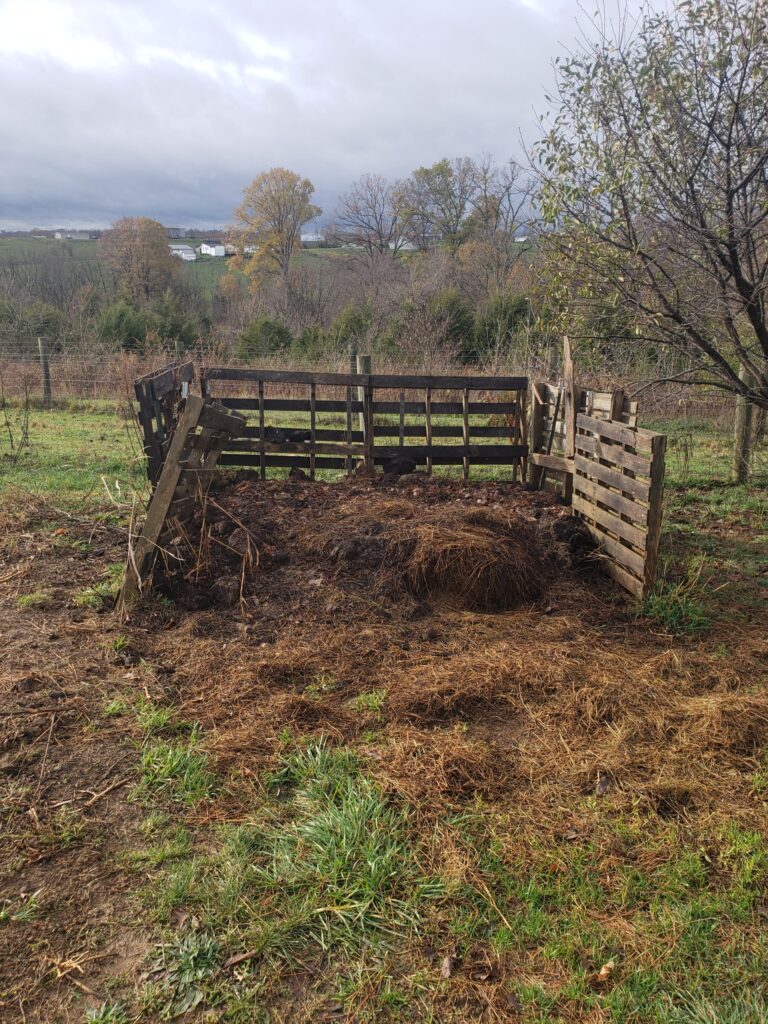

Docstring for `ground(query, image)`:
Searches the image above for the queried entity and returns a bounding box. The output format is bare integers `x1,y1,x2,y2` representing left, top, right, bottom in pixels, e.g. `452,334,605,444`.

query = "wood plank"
205,367,368,387
574,453,650,501
206,367,528,391
462,389,470,480
580,523,647,577
425,388,433,475
218,450,529,469
197,401,249,433
120,396,206,608
211,396,519,416
572,474,649,527
572,495,647,550
224,440,365,456
576,434,651,476
310,383,316,480
371,373,528,391
601,558,644,597
372,444,528,460
643,433,667,595
258,380,265,480
577,413,655,449
528,382,545,487
529,453,573,472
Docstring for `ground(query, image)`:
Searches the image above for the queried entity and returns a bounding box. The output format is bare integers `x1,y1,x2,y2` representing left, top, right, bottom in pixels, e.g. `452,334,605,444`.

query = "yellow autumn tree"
229,168,321,291
98,217,178,301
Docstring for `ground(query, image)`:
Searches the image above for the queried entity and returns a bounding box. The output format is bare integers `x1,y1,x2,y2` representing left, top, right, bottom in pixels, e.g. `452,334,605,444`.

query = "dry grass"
134,476,768,832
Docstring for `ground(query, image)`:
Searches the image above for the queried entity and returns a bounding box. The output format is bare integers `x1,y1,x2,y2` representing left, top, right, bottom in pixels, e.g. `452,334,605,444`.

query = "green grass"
16,589,54,610
74,562,125,608
0,399,145,502
138,728,216,805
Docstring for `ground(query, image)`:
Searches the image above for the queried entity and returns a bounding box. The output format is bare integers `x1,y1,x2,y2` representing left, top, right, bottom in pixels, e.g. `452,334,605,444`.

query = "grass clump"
84,1004,130,1024
639,564,712,636
149,931,220,1017
17,589,53,610
74,562,124,609
161,743,443,972
138,727,215,804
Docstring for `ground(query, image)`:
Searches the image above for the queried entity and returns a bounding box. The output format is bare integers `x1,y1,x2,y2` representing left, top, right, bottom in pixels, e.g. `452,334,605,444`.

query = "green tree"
236,317,293,359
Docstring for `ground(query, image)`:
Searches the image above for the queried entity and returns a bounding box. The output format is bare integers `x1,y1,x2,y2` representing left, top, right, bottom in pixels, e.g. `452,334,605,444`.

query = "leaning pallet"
118,395,245,612
572,413,666,597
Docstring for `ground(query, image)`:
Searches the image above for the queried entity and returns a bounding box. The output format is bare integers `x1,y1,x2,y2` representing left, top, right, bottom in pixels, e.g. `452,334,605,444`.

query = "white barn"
169,244,196,262
200,241,225,257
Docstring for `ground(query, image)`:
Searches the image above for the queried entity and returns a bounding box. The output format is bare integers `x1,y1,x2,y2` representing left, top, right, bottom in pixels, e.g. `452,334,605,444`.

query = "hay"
388,511,546,611
373,725,517,805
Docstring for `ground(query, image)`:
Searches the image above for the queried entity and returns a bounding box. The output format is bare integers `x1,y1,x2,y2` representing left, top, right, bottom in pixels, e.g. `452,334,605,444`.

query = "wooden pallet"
119,396,245,612
572,414,666,597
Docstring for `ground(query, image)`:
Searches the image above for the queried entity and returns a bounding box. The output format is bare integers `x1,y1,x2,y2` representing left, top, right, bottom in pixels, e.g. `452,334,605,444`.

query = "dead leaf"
440,955,454,979
595,959,615,984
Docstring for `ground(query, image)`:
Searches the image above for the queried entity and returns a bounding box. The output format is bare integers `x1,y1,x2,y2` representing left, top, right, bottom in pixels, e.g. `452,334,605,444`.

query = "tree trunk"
732,364,755,484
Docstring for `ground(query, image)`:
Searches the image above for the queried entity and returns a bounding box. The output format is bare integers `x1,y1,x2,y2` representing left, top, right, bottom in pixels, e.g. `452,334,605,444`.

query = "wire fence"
0,338,765,490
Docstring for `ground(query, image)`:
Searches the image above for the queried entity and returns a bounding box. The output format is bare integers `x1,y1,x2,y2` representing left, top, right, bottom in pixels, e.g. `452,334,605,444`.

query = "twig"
33,715,56,802
81,776,132,807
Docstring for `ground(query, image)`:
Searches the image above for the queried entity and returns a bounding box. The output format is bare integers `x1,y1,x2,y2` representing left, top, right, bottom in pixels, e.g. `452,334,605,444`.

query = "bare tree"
332,174,408,263
535,0,768,446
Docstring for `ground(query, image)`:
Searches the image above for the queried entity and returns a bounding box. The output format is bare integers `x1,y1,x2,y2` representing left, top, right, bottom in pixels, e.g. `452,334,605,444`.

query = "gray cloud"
0,0,623,229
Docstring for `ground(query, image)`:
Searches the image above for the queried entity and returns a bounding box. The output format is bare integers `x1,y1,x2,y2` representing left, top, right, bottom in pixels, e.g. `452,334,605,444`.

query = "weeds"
74,562,124,609
0,890,41,924
150,931,220,1017
17,589,53,610
639,560,711,635
84,1004,130,1024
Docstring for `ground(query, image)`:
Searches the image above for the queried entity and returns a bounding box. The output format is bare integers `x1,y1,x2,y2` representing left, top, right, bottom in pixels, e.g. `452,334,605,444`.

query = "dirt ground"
1,474,767,1022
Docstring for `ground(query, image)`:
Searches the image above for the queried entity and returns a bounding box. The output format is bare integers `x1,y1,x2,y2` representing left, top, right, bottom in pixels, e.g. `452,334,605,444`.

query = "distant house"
300,231,325,247
199,241,225,257
169,243,196,262
55,229,95,241
166,227,185,239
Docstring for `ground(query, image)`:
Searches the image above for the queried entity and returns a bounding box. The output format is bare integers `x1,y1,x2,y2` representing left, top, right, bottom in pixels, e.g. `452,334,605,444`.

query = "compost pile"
163,473,587,620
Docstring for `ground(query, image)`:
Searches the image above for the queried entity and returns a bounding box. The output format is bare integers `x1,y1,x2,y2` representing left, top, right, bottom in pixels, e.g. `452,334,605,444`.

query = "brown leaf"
440,955,454,979
595,959,615,984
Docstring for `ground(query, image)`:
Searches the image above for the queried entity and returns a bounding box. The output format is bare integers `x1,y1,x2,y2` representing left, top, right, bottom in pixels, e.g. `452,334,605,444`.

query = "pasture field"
1,405,767,1024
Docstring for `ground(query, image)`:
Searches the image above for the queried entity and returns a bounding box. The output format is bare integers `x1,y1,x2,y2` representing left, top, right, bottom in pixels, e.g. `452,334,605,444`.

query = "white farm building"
200,241,225,257
169,244,196,262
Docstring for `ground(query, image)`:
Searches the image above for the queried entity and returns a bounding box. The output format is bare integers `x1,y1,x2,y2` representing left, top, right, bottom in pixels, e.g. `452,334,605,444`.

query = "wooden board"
119,397,245,611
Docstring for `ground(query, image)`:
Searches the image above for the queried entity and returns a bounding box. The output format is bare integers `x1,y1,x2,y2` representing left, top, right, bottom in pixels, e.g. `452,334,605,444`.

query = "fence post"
38,337,52,408
356,353,372,440
528,383,545,487
733,366,755,484
644,433,667,596
562,335,579,502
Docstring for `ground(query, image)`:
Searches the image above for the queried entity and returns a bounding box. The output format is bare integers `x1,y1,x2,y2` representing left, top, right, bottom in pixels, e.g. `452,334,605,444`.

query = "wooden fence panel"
572,413,666,597
134,360,195,484
198,367,529,478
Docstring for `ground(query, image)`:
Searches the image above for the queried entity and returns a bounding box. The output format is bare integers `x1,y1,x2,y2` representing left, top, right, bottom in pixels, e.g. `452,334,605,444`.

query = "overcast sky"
0,0,631,230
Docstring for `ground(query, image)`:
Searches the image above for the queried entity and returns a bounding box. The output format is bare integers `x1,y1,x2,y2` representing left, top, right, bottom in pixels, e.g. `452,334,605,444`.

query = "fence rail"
198,366,529,480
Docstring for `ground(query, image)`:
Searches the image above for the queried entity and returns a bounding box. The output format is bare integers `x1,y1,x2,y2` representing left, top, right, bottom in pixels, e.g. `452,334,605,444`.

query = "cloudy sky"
1,0,623,230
